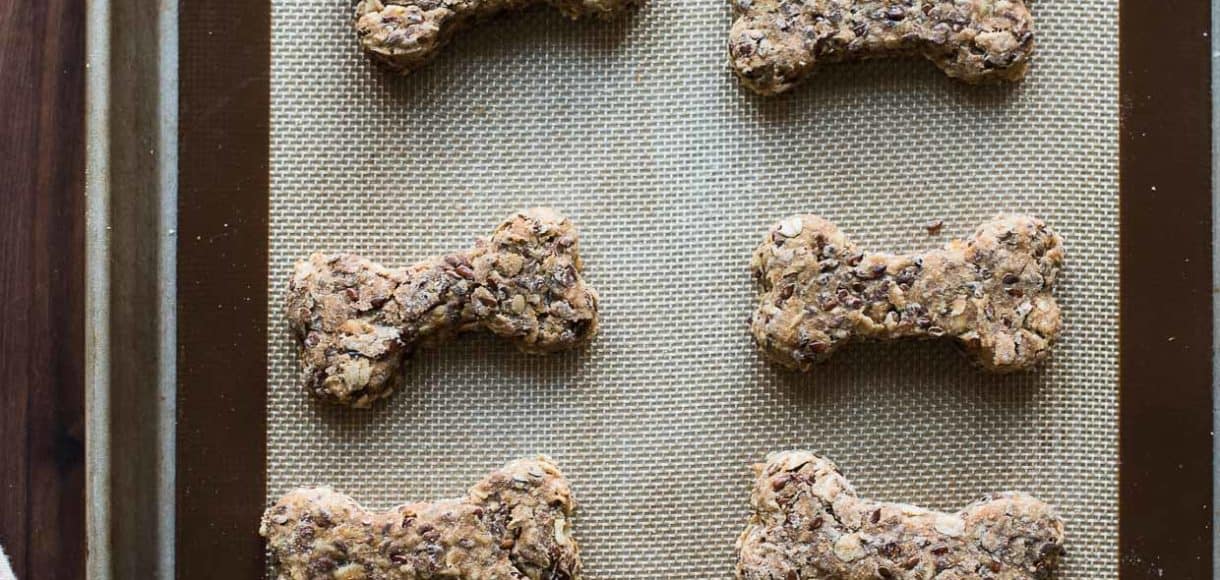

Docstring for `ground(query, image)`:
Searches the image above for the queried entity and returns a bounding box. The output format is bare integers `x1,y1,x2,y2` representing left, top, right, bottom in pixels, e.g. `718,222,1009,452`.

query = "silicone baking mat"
267,1,1117,576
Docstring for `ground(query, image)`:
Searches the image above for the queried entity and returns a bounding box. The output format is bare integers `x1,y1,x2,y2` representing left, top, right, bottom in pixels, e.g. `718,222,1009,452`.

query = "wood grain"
0,0,87,576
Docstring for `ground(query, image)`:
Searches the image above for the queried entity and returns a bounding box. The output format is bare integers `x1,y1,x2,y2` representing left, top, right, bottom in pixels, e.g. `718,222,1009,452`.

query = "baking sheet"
267,1,1118,577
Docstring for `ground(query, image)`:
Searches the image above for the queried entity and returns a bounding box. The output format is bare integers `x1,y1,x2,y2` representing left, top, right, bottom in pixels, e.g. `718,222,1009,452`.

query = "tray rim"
85,0,180,575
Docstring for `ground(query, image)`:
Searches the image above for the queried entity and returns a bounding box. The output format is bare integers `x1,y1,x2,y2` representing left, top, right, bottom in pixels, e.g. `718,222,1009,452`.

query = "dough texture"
287,208,599,407
729,0,1034,95
751,213,1063,372
737,451,1066,579
356,0,636,73
261,456,581,580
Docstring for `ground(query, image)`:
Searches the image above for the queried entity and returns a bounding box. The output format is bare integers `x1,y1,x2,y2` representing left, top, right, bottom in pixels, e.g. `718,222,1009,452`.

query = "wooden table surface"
0,0,87,576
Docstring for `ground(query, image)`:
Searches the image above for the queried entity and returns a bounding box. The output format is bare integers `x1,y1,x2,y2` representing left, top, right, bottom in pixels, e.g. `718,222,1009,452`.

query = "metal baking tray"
84,0,1217,577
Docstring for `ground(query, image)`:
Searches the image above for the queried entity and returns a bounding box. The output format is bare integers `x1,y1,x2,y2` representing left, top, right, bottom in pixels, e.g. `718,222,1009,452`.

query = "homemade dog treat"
261,456,581,580
288,208,599,407
728,0,1035,95
355,0,636,73
751,214,1063,372
737,451,1066,579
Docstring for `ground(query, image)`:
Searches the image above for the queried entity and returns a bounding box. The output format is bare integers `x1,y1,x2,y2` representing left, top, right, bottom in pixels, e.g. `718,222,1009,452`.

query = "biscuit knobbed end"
287,208,600,407
751,213,1063,372
729,0,1034,95
737,451,1065,579
262,456,581,580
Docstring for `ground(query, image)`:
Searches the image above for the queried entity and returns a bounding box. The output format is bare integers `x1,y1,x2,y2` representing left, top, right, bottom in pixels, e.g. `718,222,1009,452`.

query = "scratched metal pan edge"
85,0,180,576
83,0,1216,577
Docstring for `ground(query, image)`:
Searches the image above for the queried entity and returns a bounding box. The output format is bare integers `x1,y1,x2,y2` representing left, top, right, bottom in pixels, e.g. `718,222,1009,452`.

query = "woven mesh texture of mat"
268,1,1118,576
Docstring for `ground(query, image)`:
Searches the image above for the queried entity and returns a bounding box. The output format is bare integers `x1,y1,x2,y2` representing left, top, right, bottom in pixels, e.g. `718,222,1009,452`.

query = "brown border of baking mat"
176,0,270,574
173,0,1216,577
1118,0,1215,577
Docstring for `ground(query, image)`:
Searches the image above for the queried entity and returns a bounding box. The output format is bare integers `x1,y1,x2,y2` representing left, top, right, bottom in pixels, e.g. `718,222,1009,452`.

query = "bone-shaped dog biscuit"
261,456,581,580
737,451,1065,579
729,0,1035,95
355,0,635,73
288,208,599,407
751,214,1063,372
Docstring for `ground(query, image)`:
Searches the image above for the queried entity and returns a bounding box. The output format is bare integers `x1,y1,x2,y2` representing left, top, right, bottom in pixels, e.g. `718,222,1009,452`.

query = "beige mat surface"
268,1,1118,576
